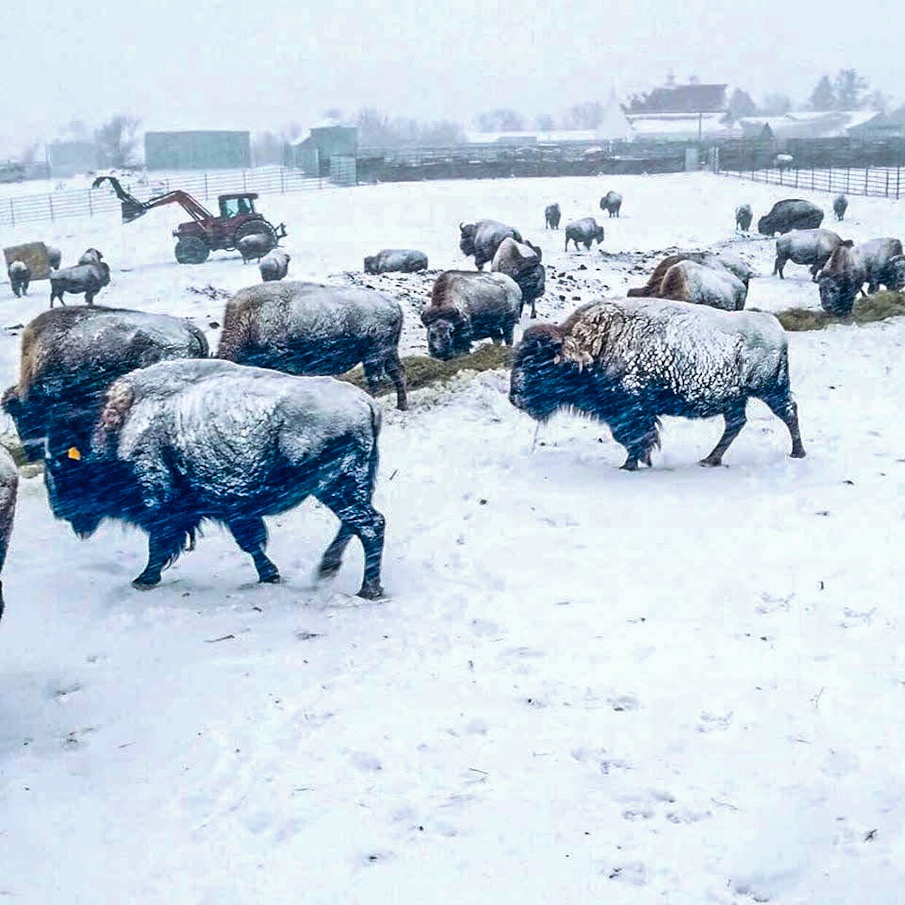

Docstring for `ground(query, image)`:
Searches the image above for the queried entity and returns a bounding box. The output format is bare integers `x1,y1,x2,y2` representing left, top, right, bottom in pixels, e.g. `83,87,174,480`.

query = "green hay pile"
775,291,905,331
340,342,512,395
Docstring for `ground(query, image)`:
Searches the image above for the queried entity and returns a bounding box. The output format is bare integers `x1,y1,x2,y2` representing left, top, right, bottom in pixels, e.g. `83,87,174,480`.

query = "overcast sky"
1,0,900,155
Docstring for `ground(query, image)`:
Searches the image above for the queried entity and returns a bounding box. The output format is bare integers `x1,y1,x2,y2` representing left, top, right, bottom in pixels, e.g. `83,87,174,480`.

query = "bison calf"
259,248,290,282
544,204,561,230
43,360,386,598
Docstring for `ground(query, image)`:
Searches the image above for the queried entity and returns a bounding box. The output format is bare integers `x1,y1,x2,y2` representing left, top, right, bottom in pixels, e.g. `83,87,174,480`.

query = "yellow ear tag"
67,447,81,461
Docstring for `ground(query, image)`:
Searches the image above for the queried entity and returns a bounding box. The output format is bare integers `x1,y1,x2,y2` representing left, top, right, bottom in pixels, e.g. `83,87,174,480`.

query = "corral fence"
357,140,689,182
0,164,344,228
712,135,905,199
717,163,905,199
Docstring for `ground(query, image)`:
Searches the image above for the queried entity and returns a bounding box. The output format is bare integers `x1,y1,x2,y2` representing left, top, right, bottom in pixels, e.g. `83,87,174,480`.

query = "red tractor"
92,176,288,264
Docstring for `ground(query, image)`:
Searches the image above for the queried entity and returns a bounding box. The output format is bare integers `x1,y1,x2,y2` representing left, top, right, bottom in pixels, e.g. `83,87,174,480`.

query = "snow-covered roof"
626,112,738,141
738,110,883,139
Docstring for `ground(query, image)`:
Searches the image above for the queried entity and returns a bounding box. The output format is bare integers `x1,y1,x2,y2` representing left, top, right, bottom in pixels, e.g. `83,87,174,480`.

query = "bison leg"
610,412,660,471
773,256,785,278
317,487,385,599
385,353,408,411
228,515,280,583
763,394,806,459
132,528,186,588
700,404,748,467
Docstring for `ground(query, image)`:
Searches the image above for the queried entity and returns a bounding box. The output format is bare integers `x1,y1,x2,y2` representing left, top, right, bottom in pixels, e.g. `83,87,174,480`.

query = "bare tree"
474,109,526,132
95,114,141,168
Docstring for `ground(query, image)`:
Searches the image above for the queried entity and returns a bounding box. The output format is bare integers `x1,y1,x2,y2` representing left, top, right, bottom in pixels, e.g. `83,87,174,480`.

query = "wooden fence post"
48,196,54,222
9,198,14,227
87,189,93,216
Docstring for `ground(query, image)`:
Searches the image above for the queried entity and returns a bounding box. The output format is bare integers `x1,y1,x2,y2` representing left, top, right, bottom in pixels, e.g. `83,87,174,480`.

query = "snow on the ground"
0,172,904,904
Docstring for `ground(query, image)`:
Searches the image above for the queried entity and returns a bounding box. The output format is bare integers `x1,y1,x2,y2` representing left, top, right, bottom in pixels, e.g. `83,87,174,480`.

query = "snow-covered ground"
1,172,903,904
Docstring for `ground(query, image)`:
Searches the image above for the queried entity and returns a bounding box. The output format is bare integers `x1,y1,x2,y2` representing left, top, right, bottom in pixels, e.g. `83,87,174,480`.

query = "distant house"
290,121,358,176
623,83,733,142
144,131,251,171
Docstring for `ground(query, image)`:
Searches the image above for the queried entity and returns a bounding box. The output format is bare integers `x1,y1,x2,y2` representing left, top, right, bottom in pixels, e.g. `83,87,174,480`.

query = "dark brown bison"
2,306,210,462
544,204,561,229
564,217,604,251
757,199,824,236
491,237,545,319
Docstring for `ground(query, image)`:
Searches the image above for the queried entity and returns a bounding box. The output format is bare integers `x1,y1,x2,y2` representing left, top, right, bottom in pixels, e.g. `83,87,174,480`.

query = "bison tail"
367,403,382,495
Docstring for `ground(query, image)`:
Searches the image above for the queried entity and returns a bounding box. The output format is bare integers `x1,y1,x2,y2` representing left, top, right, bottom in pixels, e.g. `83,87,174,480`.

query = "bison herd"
3,182,901,612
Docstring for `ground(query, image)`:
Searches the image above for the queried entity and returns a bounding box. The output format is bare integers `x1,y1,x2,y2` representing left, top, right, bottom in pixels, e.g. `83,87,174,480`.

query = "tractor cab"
218,193,259,219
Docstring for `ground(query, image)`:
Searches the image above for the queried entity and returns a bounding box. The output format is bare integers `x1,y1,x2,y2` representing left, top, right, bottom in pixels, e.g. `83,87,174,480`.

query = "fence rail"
719,164,905,199
0,166,334,228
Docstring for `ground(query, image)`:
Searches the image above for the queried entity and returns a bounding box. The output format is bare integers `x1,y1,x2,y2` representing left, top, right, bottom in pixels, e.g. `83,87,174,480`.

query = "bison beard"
43,361,386,598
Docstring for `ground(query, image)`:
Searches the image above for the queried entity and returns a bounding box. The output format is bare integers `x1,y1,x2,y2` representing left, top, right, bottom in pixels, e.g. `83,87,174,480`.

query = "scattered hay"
340,342,512,396
775,291,905,331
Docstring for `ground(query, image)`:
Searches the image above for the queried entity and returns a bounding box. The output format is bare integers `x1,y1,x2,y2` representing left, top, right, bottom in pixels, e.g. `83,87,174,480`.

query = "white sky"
1,0,900,155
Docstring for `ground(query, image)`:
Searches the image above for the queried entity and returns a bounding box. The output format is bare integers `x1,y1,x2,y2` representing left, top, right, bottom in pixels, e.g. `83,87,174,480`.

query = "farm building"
144,131,252,171
290,122,358,176
624,83,733,142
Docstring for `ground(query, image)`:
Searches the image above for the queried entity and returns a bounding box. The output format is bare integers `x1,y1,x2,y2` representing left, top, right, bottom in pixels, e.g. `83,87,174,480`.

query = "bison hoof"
317,559,342,580
258,570,281,584
131,575,161,590
357,581,385,600
698,457,724,468
619,459,639,472
790,446,807,459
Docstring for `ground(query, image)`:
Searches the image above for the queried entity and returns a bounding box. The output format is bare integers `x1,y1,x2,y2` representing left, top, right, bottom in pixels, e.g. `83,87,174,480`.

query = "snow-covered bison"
236,234,272,264
491,237,545,318
628,252,751,303
564,217,604,251
46,246,62,270
817,241,865,316
49,261,111,307
7,261,30,297
217,281,408,410
599,191,623,217
363,249,428,274
459,220,522,270
758,199,824,236
641,259,747,311
833,194,849,221
2,306,209,462
42,359,386,598
259,248,290,282
0,446,18,621
509,298,806,470
817,238,904,315
773,229,843,280
735,204,753,232
421,271,522,360
544,203,561,229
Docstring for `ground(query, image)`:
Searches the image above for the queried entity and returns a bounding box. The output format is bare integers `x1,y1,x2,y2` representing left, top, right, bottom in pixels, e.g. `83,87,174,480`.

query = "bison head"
817,272,857,318
509,325,590,421
363,256,378,275
43,409,128,539
2,385,46,463
421,305,470,361
458,223,477,257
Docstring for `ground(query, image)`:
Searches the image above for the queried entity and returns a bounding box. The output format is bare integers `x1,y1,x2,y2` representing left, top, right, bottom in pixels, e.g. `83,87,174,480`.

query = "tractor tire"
234,220,278,253
175,235,210,265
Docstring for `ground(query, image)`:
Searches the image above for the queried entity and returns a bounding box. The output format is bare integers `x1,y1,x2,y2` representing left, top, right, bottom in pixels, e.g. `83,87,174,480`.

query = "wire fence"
718,164,905,199
0,166,335,228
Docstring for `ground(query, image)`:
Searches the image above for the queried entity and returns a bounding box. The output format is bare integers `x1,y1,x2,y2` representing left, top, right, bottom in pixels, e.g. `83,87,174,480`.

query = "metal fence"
0,165,333,228
718,164,905,199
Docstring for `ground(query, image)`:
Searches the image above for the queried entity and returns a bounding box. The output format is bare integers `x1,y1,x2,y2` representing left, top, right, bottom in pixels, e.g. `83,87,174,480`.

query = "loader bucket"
120,198,147,223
